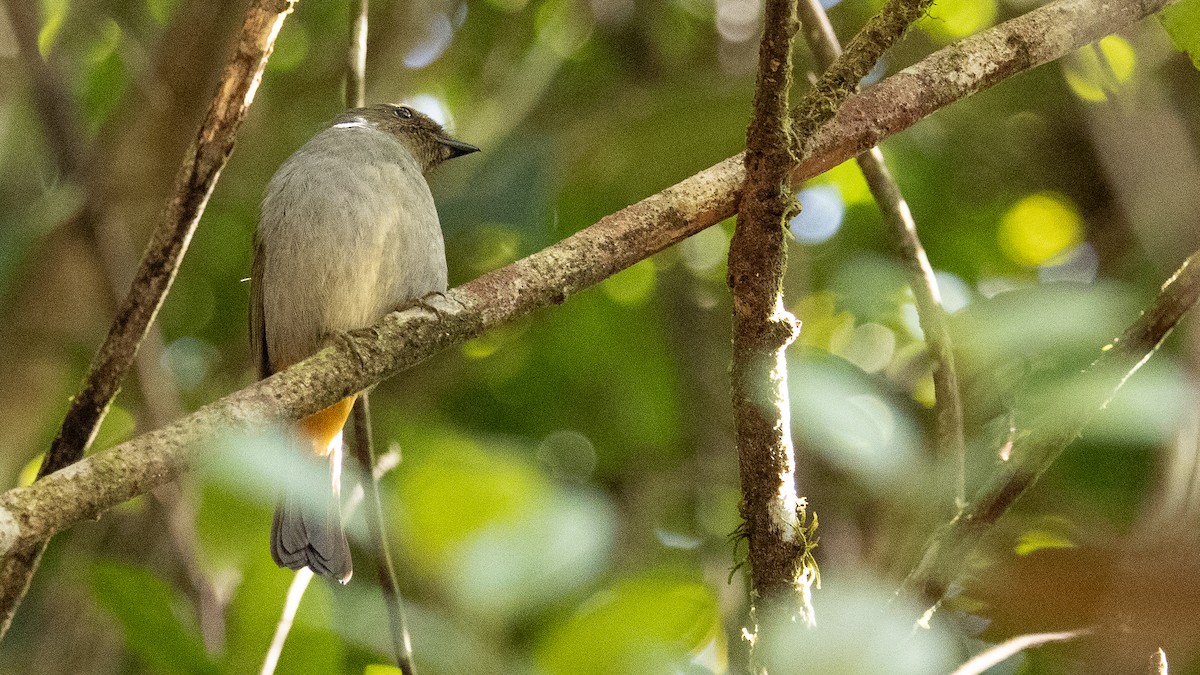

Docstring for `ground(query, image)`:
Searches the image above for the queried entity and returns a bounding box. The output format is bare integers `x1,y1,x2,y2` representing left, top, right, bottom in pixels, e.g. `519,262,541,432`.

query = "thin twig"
793,0,965,508
729,0,808,627
261,568,314,675
0,0,298,640
347,0,368,108
347,2,415,670
900,249,1200,617
3,0,237,650
790,0,934,157
352,397,416,674
949,628,1090,675
0,0,1170,571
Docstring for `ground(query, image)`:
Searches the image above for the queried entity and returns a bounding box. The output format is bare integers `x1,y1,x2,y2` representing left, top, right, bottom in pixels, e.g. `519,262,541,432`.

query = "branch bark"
3,0,228,651
793,0,965,508
729,0,807,621
0,0,1170,592
0,0,297,638
899,249,1200,616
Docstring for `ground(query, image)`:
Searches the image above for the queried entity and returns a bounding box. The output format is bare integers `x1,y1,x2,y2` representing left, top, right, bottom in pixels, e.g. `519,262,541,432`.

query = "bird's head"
336,103,479,173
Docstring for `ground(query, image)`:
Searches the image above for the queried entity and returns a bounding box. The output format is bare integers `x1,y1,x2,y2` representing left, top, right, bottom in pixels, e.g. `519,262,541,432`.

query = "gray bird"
250,103,478,582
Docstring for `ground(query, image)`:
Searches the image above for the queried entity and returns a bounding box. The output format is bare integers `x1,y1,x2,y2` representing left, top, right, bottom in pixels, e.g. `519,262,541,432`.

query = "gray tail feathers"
270,453,353,583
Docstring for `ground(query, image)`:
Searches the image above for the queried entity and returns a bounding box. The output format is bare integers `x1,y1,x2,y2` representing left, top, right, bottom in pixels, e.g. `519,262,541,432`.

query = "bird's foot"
396,290,462,320
333,328,377,370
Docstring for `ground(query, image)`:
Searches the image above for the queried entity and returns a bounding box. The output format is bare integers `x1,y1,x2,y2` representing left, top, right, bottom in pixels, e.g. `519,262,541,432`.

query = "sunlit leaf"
148,0,181,25
1160,0,1200,69
1062,36,1137,103
536,574,725,674
36,0,67,58
394,441,615,619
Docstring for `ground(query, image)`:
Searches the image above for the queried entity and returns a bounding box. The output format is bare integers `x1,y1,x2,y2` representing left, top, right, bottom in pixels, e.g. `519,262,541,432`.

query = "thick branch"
794,0,965,507
43,0,296,477
899,249,1200,613
0,0,1169,564
5,0,226,649
0,0,296,638
729,0,806,613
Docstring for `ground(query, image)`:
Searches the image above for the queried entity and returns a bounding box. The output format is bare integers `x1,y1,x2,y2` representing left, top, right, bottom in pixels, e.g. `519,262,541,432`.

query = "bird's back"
253,126,448,374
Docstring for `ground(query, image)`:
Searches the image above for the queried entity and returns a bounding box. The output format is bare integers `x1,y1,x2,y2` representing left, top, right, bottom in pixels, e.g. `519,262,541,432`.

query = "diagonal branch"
729,0,806,623
0,0,1171,593
899,249,1200,617
0,0,297,639
794,0,965,508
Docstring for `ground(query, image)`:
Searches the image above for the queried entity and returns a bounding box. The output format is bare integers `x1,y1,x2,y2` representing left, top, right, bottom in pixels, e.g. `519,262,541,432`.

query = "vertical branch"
728,0,934,630
4,0,227,650
346,1,415,671
0,0,297,639
351,398,416,675
347,0,368,108
728,0,811,624
793,0,965,508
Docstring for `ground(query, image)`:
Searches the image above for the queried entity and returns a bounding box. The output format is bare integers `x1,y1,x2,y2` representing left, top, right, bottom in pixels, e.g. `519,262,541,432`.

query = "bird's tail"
270,396,357,583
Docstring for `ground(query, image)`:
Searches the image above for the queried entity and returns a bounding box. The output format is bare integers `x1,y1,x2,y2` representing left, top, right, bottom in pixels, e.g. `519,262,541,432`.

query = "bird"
250,103,478,582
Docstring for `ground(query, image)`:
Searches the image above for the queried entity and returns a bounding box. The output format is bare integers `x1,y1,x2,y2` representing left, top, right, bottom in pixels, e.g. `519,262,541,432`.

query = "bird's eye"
394,106,413,119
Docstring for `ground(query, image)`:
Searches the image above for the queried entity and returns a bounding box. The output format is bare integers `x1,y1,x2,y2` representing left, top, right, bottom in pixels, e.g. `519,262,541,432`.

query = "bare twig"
261,568,314,675
347,0,368,108
0,0,297,639
793,0,965,507
949,629,1091,675
351,397,416,674
729,0,808,625
900,249,1200,616
0,0,1171,577
348,2,415,670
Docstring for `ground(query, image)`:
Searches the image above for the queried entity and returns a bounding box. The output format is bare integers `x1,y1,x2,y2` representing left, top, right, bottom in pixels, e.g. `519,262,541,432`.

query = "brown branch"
899,249,1200,615
0,0,297,639
3,0,228,651
791,0,932,155
793,0,965,508
351,397,416,675
0,0,1170,591
729,0,808,619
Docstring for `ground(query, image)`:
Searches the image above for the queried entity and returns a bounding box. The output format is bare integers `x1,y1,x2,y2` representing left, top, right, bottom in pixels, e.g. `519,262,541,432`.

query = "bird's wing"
249,234,271,379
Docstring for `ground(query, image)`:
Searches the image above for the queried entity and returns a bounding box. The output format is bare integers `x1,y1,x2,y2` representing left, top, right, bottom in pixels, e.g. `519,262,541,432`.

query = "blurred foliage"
1,0,1200,673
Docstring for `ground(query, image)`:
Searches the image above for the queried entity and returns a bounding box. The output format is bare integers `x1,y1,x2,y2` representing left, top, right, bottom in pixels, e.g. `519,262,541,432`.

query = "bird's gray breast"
256,127,448,371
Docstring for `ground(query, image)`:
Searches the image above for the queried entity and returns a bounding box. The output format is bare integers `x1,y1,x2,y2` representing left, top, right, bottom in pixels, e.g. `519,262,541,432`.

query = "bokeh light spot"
790,185,845,244
919,0,997,43
404,13,454,69
998,192,1083,267
1063,35,1136,102
681,225,729,274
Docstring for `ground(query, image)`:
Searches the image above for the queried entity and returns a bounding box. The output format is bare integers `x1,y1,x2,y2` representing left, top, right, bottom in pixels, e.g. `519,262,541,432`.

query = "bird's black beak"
438,136,480,159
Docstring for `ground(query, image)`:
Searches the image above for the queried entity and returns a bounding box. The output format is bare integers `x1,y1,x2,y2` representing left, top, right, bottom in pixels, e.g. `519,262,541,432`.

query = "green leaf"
36,0,66,58
1161,0,1200,69
90,561,218,675
536,574,725,674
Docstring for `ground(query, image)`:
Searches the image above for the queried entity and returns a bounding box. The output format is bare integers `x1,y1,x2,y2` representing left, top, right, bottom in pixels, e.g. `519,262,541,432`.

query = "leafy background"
1,0,1200,672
